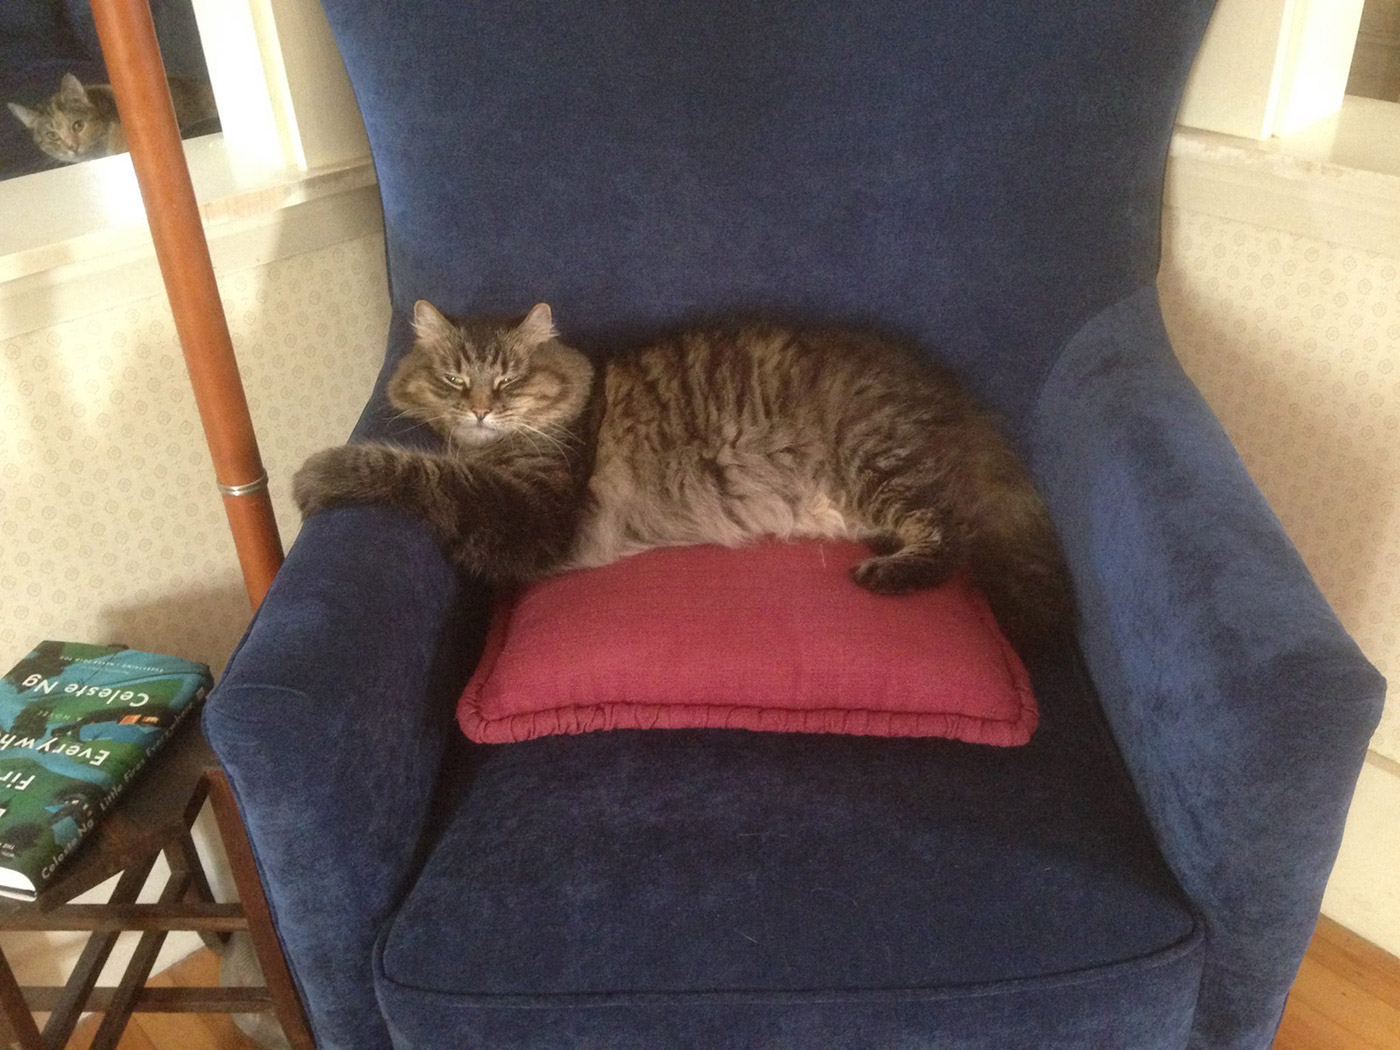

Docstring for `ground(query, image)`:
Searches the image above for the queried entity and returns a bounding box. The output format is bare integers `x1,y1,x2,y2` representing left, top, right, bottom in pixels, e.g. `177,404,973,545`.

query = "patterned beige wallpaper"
1159,208,1400,762
0,234,390,677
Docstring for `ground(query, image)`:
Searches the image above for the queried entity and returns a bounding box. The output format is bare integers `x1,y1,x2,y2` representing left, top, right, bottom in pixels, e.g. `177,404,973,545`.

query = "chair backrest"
320,1,1215,419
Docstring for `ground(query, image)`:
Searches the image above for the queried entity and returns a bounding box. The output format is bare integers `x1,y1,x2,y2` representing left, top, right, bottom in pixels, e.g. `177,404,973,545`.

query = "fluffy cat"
294,302,1075,653
7,72,216,165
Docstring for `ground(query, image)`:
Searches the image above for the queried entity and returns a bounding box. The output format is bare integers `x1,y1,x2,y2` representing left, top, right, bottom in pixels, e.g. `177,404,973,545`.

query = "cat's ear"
7,102,39,129
59,74,88,106
411,299,457,346
515,303,556,348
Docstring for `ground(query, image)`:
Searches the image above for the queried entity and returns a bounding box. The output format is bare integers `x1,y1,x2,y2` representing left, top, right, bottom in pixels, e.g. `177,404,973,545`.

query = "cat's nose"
472,410,489,422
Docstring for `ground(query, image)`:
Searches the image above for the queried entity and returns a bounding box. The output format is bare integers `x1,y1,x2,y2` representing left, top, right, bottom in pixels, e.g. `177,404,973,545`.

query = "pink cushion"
457,540,1037,746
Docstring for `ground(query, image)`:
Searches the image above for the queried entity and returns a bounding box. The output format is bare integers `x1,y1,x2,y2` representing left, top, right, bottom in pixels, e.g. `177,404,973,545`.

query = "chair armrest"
204,505,486,1050
1029,286,1386,1049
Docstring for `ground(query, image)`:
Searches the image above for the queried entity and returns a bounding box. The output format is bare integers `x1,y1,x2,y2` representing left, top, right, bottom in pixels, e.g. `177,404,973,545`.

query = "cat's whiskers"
508,419,576,458
390,406,476,456
388,408,427,433
501,423,552,458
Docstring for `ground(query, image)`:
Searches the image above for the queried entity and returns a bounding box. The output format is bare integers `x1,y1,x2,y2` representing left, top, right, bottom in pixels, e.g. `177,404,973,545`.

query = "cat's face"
389,301,593,446
7,75,110,164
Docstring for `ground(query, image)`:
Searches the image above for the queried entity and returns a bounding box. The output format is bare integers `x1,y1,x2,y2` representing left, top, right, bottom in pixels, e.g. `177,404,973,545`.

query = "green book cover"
0,640,211,901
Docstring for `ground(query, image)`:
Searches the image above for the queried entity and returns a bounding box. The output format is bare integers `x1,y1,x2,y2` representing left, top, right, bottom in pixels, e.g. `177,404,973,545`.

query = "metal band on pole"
217,474,271,499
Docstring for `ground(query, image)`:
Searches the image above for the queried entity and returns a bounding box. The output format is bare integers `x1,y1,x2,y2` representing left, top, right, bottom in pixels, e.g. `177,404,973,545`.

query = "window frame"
1179,0,1372,139
0,0,373,340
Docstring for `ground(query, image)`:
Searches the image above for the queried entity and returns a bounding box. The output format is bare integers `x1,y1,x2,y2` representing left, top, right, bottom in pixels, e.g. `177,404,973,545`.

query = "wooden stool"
0,724,314,1050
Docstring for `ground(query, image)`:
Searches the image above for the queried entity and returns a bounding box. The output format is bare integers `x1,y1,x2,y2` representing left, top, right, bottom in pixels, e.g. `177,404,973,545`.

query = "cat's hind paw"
850,550,960,595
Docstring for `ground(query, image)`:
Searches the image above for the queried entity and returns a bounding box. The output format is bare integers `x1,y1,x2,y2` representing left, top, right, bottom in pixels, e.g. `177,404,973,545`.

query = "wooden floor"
1274,918,1400,1050
62,916,1400,1050
66,949,257,1050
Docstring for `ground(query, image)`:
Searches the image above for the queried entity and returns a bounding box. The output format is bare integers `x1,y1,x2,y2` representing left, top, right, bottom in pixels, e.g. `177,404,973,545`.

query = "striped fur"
294,302,1075,653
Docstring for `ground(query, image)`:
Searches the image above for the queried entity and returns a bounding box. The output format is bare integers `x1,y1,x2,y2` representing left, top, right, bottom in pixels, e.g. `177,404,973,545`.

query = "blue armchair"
204,4,1386,1048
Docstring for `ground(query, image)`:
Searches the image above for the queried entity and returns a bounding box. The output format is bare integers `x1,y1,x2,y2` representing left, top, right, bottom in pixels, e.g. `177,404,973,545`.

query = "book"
0,640,211,902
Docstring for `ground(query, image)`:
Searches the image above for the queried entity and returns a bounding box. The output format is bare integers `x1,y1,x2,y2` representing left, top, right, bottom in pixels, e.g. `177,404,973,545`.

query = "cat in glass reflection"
7,72,215,165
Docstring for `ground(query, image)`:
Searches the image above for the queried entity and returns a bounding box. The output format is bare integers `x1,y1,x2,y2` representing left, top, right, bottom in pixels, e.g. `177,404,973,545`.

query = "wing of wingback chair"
203,3,1387,1048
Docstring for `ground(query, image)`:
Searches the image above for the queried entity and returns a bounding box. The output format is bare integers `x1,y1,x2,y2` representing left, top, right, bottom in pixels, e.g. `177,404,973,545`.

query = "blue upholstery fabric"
317,1,1213,421
207,502,484,1047
1031,286,1386,1048
203,3,1387,1049
377,662,1202,1048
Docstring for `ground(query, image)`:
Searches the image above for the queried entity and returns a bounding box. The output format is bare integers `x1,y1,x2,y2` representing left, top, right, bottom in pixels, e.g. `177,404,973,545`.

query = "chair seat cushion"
458,540,1036,745
379,657,1203,1050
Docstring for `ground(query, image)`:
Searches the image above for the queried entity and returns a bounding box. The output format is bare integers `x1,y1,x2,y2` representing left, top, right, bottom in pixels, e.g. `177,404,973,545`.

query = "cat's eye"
72,120,85,132
493,376,517,392
440,372,467,389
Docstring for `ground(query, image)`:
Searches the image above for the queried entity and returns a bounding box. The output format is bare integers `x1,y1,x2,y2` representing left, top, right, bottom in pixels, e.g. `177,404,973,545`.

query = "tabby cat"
7,72,216,165
294,302,1075,653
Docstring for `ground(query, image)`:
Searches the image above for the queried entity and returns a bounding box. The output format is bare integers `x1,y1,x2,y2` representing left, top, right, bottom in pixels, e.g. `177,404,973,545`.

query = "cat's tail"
958,437,1078,658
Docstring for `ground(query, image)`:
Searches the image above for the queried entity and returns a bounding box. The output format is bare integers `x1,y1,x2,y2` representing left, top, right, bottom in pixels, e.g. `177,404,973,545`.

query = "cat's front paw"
293,445,388,517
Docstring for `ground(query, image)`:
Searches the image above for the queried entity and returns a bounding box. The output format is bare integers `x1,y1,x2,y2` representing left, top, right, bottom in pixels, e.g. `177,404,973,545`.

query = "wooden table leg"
0,948,44,1050
168,829,230,954
41,852,160,1049
88,862,194,1050
206,769,316,1050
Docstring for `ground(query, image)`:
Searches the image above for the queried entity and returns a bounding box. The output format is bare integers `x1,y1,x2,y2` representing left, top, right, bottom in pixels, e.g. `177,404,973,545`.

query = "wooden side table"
0,724,314,1050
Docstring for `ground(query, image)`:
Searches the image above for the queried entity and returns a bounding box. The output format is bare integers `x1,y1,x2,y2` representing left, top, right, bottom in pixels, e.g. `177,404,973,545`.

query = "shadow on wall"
101,583,254,678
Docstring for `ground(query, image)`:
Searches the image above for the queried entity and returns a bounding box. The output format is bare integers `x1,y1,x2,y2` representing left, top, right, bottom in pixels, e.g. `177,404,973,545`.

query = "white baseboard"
1323,752,1400,957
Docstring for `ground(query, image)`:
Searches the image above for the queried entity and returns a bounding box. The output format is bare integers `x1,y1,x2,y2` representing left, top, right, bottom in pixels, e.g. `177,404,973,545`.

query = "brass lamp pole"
89,0,284,610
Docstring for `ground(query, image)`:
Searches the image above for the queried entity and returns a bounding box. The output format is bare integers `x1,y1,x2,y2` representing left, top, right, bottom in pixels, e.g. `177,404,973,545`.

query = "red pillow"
457,540,1036,745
